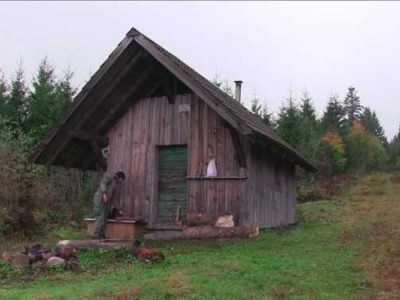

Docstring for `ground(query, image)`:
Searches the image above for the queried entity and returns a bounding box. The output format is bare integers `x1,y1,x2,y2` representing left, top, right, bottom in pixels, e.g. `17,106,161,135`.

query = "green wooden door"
157,146,187,224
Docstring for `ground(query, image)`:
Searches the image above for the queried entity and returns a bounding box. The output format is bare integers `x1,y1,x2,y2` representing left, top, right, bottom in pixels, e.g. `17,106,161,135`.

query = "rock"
2,251,15,262
66,256,80,270
47,256,66,267
25,244,49,263
31,260,46,271
11,254,30,267
215,215,234,228
55,245,74,259
41,251,55,261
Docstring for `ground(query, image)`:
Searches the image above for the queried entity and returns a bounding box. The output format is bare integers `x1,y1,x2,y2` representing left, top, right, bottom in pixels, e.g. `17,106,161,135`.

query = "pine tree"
388,126,400,169
25,58,69,147
361,107,388,147
55,67,76,107
212,74,234,97
0,70,9,120
276,93,302,148
321,95,345,135
8,64,28,135
298,91,320,161
250,95,274,128
343,86,363,126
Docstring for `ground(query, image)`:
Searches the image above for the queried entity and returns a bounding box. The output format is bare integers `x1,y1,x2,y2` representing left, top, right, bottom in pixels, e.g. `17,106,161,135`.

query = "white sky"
1,1,399,138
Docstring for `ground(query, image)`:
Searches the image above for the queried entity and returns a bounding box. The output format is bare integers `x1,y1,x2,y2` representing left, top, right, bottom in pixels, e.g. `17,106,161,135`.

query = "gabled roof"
31,27,316,172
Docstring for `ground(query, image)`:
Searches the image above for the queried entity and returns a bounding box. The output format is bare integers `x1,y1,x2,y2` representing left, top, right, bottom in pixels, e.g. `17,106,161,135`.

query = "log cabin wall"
106,93,245,226
245,143,296,228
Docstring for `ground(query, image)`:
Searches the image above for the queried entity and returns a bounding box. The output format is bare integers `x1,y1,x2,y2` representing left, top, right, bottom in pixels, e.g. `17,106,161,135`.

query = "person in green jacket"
93,171,125,239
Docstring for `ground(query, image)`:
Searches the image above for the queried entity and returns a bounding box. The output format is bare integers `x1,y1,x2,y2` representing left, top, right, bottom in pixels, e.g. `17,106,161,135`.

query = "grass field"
0,172,399,299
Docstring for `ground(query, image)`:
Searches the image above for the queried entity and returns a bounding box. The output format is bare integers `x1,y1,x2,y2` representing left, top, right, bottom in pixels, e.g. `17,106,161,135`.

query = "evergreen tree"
250,95,274,128
7,64,28,135
0,70,9,120
276,93,302,148
321,95,345,134
298,91,320,161
388,126,400,169
343,86,363,126
212,74,234,97
361,107,388,147
25,58,72,147
55,67,76,105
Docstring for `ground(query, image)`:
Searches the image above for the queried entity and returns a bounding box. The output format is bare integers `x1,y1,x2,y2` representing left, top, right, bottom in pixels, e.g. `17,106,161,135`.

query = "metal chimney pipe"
234,80,243,103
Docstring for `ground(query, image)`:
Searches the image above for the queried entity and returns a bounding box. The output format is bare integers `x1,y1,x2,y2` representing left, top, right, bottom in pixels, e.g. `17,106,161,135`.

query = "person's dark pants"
93,192,111,239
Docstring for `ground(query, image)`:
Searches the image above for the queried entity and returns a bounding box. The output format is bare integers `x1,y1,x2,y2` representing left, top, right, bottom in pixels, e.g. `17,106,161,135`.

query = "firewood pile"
1,244,79,269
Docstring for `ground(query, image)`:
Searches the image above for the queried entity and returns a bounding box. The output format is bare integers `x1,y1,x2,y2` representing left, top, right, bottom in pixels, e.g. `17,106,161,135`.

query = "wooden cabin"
31,27,316,230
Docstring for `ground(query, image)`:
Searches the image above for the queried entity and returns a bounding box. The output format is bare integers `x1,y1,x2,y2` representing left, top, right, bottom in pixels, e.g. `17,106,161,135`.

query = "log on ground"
182,225,259,239
56,240,131,250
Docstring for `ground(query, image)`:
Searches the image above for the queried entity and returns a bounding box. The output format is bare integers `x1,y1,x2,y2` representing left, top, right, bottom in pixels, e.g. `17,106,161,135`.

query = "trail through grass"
0,172,399,299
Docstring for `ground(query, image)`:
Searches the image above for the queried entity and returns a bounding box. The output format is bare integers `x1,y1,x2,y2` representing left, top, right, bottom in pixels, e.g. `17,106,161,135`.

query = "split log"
186,212,219,226
182,225,259,239
56,240,130,251
215,215,234,228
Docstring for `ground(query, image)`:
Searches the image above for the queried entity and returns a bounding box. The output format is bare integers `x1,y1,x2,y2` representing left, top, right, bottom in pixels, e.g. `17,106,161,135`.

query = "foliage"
6,172,400,299
345,122,388,173
321,94,345,135
0,60,93,239
343,86,363,127
24,58,74,149
250,95,275,128
320,131,347,176
212,74,234,97
7,65,28,136
387,126,400,169
361,107,388,147
298,91,321,162
0,70,9,119
276,93,302,148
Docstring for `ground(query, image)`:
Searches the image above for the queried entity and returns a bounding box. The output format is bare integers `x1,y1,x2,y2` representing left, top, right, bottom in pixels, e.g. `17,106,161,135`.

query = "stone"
55,245,74,259
215,215,234,228
2,251,15,262
41,251,55,261
11,254,30,267
66,256,80,270
46,256,66,267
25,244,47,263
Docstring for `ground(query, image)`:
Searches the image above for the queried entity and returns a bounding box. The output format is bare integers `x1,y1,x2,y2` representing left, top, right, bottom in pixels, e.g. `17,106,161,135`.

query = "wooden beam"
31,35,134,165
227,125,247,168
91,141,107,172
70,129,109,145
45,48,144,166
133,34,252,135
160,71,177,104
94,64,156,132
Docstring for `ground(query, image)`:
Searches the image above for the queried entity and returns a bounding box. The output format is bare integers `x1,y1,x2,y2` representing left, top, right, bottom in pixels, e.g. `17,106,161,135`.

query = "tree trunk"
182,225,259,239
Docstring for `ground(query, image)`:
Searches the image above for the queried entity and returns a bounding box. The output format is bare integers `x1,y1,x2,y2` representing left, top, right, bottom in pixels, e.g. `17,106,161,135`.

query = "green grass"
1,172,399,299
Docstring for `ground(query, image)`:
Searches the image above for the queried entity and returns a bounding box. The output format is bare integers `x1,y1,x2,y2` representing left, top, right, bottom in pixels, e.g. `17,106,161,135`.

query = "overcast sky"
1,1,399,138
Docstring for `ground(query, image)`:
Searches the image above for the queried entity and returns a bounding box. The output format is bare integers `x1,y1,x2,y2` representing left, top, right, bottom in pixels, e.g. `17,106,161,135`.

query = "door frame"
151,144,188,228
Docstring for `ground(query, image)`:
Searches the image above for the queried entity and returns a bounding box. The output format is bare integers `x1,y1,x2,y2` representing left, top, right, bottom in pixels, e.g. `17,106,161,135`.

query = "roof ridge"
136,31,316,171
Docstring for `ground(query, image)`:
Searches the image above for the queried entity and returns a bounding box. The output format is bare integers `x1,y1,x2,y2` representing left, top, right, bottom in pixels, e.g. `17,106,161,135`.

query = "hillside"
0,172,399,299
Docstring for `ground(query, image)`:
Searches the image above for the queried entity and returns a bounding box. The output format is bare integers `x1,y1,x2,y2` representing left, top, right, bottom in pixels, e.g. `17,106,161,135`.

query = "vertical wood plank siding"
245,143,296,227
107,93,296,228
